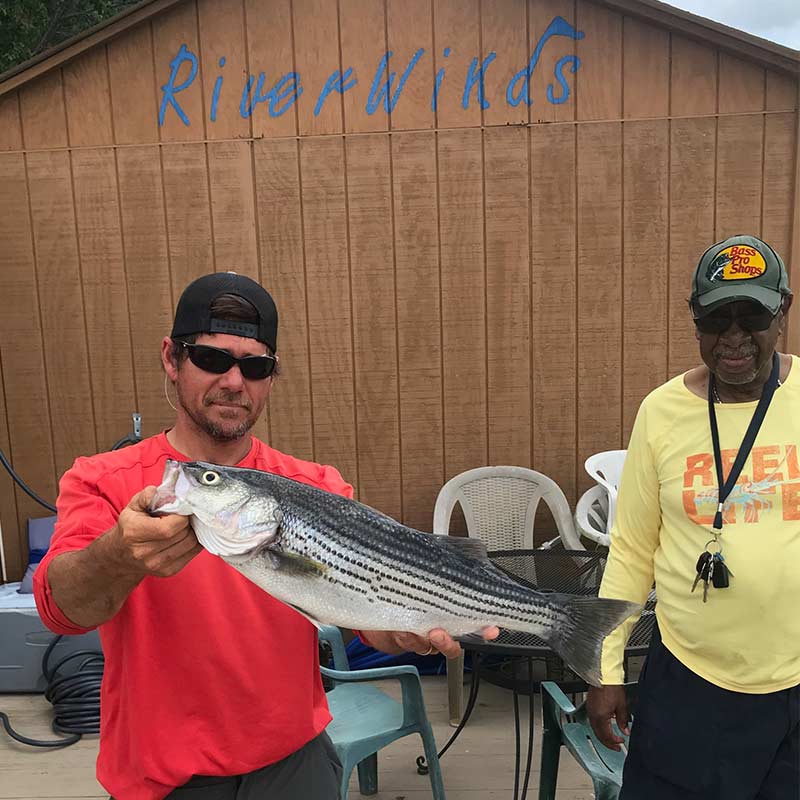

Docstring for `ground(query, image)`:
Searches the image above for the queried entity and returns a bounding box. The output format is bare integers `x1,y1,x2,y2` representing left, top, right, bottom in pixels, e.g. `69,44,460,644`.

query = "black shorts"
112,732,342,800
620,627,799,800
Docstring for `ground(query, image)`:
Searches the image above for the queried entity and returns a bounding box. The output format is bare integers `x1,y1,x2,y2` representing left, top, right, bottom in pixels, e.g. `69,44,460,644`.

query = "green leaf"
0,1,141,75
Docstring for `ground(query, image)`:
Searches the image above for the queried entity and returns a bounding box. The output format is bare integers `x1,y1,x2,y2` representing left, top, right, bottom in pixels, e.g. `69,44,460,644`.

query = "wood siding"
0,0,798,578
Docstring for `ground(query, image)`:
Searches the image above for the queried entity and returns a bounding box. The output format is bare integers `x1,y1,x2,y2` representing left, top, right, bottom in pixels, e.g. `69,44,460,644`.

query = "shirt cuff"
33,557,97,636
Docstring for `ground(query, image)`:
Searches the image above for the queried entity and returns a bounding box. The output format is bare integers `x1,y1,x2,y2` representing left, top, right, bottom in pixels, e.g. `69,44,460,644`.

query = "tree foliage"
0,0,141,75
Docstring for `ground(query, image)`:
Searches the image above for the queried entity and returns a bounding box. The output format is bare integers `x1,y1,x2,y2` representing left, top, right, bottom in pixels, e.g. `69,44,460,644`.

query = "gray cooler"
0,582,102,693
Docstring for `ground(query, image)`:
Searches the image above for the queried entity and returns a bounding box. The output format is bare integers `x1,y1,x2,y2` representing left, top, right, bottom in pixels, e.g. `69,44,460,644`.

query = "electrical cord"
0,414,136,746
0,413,142,516
0,445,57,513
0,634,103,748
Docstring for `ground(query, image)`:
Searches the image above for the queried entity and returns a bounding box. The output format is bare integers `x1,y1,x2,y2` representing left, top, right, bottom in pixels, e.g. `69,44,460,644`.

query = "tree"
0,1,141,75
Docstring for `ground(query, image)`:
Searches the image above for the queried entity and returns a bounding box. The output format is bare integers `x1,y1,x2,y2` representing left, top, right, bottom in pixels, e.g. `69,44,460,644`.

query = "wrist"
90,526,145,584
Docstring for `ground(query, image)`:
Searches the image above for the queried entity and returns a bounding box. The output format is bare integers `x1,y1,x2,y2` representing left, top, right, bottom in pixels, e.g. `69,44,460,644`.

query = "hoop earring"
164,373,177,412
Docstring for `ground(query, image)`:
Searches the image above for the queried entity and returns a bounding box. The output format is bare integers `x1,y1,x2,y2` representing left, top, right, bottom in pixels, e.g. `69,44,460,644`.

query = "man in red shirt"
34,272,475,800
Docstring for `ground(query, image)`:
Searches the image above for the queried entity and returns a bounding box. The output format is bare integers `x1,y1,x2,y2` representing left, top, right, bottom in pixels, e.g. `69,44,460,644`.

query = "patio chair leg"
538,704,562,800
356,753,378,796
447,652,464,726
419,724,447,800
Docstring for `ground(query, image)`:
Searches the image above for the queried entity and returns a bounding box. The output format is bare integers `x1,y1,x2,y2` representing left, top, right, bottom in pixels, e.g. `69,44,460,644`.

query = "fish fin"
267,550,327,577
435,535,517,583
287,603,324,630
542,595,642,687
435,535,491,562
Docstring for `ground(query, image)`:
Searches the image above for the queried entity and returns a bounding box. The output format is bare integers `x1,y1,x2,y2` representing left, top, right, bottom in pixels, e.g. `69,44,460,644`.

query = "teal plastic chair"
318,626,446,800
539,681,637,800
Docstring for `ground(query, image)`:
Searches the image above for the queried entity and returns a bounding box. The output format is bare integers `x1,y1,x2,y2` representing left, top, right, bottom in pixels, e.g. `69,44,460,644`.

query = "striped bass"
150,459,639,686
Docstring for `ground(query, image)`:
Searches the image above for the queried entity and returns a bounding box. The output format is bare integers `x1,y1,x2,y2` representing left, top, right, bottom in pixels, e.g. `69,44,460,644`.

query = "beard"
176,384,259,442
712,344,762,385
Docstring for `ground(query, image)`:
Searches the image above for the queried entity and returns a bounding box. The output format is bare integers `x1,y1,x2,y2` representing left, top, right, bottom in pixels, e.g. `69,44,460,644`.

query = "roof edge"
0,0,186,98
0,0,797,100
597,0,799,75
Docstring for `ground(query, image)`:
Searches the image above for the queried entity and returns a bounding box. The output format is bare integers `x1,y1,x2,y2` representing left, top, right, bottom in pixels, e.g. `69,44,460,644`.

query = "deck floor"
1,675,598,800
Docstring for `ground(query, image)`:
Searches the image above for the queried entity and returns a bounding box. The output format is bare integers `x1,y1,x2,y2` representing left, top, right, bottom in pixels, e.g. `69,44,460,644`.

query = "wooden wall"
0,0,798,579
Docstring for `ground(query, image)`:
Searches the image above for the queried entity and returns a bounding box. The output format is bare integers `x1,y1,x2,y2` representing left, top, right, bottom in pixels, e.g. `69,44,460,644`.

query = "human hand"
364,626,500,659
107,486,203,579
587,684,630,751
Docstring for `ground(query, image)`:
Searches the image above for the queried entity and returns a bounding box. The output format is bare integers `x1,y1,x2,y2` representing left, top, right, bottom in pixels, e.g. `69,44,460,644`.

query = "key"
704,558,715,602
712,554,730,589
692,552,712,593
695,551,712,573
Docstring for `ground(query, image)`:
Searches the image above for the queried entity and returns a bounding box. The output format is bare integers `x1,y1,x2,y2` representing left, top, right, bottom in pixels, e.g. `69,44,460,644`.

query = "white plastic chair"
584,450,627,534
434,466,583,725
575,485,611,547
433,466,582,551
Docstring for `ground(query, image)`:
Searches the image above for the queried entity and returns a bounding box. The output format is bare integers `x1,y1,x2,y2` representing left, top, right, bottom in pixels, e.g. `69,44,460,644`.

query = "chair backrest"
318,625,351,671
433,466,583,551
574,485,610,547
584,450,627,532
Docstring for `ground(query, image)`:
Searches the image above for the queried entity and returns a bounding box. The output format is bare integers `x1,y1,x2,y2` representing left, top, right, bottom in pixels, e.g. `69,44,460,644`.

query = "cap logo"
706,245,766,282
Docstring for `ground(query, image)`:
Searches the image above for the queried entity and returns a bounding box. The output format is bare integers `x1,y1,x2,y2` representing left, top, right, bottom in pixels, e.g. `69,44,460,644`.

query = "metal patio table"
417,548,656,800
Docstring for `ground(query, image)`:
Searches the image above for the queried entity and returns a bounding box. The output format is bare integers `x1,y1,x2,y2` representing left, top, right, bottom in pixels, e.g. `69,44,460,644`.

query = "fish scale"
151,459,642,686
279,503,542,612
279,512,546,625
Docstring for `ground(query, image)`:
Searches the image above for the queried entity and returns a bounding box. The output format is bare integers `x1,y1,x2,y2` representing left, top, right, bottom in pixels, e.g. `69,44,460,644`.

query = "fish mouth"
150,459,190,514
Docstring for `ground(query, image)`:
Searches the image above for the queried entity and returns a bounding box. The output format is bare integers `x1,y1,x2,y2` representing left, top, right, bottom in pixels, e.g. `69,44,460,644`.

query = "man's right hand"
107,486,203,579
587,685,630,751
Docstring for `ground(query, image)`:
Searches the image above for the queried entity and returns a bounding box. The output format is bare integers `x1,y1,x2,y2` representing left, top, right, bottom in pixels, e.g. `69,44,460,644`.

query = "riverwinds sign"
158,16,584,127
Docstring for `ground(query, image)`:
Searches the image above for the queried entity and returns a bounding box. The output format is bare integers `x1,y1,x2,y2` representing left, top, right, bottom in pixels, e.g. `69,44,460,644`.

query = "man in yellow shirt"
588,235,799,798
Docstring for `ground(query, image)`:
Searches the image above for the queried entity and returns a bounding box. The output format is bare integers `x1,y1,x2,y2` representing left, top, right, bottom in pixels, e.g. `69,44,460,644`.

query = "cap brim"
693,284,783,316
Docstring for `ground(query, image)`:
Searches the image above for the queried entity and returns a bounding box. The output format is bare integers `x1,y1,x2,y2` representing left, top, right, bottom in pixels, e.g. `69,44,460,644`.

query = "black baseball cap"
171,272,278,352
690,235,790,317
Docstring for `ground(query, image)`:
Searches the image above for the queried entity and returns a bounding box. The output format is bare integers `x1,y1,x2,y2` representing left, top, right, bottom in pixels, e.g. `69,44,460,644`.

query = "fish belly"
225,553,511,636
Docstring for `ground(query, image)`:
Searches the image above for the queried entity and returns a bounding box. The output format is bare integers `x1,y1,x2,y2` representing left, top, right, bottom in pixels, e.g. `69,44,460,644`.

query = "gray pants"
113,733,342,800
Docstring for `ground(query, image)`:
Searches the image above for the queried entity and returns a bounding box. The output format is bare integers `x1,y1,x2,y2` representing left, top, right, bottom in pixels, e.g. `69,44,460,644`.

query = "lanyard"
707,352,780,531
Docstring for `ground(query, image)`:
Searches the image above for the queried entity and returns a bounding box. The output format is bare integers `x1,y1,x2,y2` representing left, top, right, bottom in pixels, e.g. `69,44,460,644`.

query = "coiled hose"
0,416,136,747
0,634,103,748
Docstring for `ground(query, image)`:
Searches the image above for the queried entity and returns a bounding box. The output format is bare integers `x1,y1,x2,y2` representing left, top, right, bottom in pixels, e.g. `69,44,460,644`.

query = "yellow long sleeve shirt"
599,355,800,693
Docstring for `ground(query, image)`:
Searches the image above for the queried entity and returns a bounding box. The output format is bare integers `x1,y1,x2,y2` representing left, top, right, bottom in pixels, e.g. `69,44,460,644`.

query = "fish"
150,459,640,686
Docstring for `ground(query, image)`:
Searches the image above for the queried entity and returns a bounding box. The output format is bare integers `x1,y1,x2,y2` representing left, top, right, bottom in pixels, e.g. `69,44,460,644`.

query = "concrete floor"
0,676,597,800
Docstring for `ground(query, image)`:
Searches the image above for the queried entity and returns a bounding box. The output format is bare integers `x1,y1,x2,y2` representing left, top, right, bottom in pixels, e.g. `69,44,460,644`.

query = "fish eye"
201,470,220,485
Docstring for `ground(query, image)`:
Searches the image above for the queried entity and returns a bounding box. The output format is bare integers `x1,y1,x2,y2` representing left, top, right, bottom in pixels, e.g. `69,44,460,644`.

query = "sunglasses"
180,342,276,380
693,304,778,335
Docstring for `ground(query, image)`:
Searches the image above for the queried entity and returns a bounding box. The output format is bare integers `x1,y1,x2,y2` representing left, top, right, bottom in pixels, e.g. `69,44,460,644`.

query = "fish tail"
540,595,641,687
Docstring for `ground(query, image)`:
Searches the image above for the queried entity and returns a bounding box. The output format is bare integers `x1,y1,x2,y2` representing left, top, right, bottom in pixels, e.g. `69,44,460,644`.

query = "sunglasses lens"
188,345,234,374
239,356,275,380
184,343,275,379
695,307,775,334
740,311,774,332
695,317,728,334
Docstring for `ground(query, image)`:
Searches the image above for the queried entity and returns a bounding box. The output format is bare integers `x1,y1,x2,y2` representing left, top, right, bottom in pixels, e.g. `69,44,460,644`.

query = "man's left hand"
361,627,500,659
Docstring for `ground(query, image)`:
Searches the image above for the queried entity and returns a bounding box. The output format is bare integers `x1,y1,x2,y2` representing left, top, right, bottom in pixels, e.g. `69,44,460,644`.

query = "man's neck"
166,420,254,466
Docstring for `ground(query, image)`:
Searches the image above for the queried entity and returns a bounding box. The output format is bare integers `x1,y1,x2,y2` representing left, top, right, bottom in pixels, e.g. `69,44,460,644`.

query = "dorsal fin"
434,535,519,583
434,535,490,562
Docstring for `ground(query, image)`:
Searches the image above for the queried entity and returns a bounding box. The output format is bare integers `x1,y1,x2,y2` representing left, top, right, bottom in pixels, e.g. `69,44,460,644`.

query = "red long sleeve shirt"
33,432,353,800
